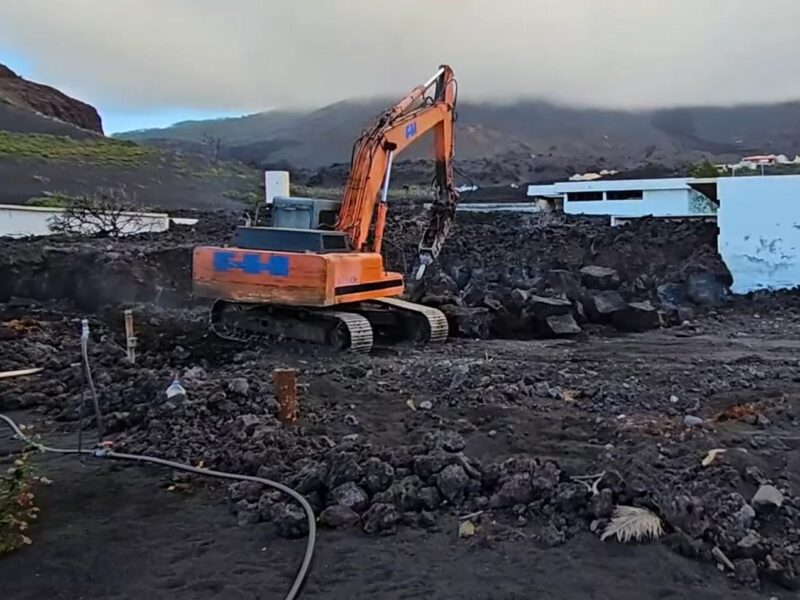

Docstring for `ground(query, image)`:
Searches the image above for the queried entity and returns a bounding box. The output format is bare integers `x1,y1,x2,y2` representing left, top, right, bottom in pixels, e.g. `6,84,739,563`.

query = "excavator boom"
337,65,459,273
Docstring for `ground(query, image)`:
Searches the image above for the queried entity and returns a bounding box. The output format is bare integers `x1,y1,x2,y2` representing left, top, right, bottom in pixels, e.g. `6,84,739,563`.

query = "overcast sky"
2,0,799,132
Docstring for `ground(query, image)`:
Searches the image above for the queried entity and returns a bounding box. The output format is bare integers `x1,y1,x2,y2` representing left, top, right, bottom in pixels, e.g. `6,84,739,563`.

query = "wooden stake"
273,368,299,424
124,309,136,364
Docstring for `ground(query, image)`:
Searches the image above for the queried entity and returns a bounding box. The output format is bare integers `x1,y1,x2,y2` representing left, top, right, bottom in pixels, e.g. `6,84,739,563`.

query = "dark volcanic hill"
117,98,800,184
0,64,103,134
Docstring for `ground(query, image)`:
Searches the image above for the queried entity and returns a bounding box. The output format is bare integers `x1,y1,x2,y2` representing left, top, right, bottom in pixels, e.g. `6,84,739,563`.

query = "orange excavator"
192,65,459,352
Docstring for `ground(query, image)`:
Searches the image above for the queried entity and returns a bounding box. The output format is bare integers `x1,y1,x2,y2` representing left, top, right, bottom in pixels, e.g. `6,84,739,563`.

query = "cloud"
1,0,799,112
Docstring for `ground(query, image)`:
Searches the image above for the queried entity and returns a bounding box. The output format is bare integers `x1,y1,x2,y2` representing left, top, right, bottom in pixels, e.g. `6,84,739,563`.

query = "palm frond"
601,505,663,543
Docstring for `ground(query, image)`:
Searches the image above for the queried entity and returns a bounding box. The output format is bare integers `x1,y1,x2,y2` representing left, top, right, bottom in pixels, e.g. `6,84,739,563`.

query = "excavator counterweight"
192,65,459,351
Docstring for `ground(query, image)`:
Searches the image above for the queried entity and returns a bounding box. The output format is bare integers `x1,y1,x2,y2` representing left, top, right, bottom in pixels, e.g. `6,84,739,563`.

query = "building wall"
0,205,170,238
717,175,800,293
529,178,716,219
564,188,692,217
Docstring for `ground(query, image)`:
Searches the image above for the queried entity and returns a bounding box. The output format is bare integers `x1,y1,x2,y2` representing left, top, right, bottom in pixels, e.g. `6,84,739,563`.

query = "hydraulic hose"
0,413,316,600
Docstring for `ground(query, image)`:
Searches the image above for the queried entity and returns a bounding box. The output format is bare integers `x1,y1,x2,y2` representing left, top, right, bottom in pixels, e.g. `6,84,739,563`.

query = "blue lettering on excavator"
213,251,290,277
405,122,417,139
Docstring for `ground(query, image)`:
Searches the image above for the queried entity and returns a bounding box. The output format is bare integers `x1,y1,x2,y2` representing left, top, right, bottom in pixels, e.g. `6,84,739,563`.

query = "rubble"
580,266,621,290
3,210,800,592
752,485,784,511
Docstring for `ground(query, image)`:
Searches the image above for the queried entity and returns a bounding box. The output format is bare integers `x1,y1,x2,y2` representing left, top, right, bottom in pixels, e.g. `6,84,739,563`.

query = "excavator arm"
336,65,459,278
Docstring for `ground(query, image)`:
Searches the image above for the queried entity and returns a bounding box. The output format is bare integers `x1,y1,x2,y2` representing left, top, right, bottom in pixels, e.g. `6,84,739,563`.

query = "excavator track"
323,311,374,353
373,297,449,344
209,300,374,353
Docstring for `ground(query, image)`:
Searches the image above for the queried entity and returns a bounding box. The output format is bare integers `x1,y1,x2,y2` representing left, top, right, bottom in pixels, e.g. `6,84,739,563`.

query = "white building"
527,178,717,222
529,174,800,294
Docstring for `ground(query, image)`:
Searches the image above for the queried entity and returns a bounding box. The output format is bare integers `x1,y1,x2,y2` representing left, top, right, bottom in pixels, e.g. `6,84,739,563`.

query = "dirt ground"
0,451,768,600
1,213,799,598
2,306,800,599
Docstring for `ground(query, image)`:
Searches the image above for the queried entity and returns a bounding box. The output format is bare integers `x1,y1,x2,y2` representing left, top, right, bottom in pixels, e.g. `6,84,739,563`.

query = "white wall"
565,188,692,217
717,176,800,293
530,178,716,219
0,205,170,238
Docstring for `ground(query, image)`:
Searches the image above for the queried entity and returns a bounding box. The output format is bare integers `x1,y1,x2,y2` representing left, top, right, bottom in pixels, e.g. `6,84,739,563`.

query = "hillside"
0,64,103,134
118,98,800,184
0,63,262,211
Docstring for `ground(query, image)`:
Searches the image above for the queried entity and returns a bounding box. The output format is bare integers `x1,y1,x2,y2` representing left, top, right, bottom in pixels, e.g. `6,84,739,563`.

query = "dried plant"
48,187,149,238
601,505,663,543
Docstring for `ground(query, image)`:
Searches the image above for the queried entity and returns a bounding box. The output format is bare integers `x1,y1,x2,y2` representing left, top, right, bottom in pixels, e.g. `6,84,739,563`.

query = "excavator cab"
192,65,459,352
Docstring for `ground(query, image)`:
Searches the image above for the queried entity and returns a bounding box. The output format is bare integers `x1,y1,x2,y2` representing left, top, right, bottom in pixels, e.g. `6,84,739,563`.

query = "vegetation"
0,131,157,166
689,159,722,178
49,187,152,238
0,447,39,555
25,192,79,208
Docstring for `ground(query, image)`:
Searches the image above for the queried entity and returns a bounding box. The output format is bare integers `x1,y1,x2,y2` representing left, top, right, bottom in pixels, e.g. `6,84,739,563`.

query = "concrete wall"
565,188,692,217
0,204,170,238
529,178,717,219
717,175,800,293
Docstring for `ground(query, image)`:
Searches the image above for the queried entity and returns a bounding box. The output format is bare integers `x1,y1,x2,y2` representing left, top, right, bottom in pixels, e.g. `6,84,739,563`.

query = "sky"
2,0,800,134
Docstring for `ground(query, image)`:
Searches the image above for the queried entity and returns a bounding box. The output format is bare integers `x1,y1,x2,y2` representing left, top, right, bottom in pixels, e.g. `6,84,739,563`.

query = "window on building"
606,190,644,200
567,191,603,202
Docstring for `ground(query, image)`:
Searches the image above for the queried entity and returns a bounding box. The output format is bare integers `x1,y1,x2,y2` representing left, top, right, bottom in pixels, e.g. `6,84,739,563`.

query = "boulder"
752,484,784,512
272,503,309,539
547,269,583,300
440,305,492,339
580,265,621,290
734,558,760,586
540,313,582,337
361,457,395,495
526,295,574,318
509,288,531,310
687,272,729,306
656,282,690,308
490,473,533,508
436,464,470,504
584,290,627,323
362,503,400,535
612,301,661,332
319,505,361,528
329,482,370,513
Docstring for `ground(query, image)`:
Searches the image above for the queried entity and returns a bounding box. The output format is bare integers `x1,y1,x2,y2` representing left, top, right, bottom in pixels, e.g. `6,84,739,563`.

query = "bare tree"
49,187,150,238
201,133,225,164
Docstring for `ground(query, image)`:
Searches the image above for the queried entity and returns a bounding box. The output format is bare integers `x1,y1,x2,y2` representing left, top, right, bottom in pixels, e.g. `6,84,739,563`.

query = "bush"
0,449,39,555
49,187,152,238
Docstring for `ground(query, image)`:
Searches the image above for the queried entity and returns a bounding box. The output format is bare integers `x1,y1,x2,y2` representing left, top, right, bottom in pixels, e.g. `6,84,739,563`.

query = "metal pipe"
422,67,446,90
380,151,395,204
80,320,105,436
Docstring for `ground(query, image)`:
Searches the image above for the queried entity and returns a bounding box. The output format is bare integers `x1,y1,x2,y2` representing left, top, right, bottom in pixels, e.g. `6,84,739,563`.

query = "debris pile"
386,211,732,338
1,212,731,341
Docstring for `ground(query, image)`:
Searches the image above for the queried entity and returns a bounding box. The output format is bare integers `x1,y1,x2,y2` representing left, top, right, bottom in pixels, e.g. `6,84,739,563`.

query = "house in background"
527,177,717,224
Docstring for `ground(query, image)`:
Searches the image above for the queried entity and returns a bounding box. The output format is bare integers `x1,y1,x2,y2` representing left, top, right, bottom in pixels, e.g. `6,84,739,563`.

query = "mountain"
0,64,103,134
0,62,261,211
117,98,800,184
